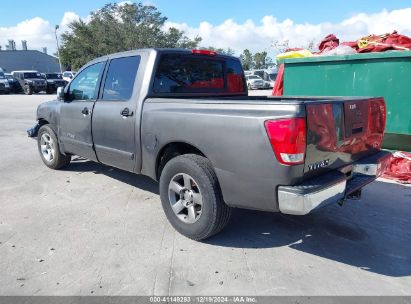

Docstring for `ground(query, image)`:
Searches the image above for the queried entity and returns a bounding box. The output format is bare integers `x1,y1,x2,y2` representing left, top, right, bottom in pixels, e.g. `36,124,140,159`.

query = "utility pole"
55,25,63,73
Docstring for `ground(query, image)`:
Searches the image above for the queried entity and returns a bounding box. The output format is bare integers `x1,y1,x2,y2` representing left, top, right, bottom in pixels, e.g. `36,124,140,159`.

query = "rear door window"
102,56,141,101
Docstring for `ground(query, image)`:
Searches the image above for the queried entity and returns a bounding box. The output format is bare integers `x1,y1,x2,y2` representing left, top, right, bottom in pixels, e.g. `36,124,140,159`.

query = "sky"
1,0,411,55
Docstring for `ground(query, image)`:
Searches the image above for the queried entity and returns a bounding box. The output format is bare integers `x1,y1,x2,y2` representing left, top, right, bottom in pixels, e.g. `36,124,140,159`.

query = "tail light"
367,98,386,134
192,49,217,56
264,118,307,165
366,98,386,149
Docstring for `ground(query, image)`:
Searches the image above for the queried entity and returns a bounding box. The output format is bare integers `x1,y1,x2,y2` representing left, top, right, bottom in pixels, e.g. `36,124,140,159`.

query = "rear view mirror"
57,86,65,101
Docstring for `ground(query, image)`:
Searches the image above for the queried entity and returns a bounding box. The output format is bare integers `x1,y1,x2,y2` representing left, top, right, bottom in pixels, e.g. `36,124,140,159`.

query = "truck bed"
142,95,386,212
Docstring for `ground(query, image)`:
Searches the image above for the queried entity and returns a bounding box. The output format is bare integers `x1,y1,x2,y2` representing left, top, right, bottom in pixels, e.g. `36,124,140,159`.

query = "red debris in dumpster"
382,151,411,184
318,34,340,53
271,31,411,96
318,31,411,54
355,31,411,52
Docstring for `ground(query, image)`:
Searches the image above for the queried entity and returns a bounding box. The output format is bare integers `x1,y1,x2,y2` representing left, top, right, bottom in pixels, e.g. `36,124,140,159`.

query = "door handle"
121,107,134,117
81,107,90,116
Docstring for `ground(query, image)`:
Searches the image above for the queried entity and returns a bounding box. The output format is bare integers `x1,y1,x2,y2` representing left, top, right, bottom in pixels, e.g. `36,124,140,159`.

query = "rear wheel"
37,125,71,170
159,154,231,240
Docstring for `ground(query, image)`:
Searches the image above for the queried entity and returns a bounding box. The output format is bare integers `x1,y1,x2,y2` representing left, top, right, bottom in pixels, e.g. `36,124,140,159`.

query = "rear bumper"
27,122,40,137
277,150,391,215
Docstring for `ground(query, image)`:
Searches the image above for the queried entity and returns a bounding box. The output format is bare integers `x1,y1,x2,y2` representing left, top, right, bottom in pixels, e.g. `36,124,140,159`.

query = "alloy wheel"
168,173,203,224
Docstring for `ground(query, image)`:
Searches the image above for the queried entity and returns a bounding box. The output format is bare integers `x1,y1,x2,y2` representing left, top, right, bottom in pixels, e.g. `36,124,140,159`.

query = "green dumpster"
281,50,411,151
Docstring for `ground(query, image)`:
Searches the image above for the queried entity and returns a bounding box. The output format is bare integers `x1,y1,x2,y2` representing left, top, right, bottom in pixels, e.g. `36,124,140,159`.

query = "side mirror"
57,86,65,101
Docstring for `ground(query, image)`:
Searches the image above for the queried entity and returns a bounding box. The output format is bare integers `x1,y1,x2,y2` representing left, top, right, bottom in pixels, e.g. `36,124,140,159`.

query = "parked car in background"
0,70,11,94
42,73,67,94
62,71,76,82
261,68,278,88
245,74,265,90
12,70,47,95
29,48,390,240
4,73,21,93
246,69,277,88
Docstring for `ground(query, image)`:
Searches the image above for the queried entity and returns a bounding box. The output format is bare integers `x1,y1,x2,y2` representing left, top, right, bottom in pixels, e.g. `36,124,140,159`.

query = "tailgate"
304,97,386,178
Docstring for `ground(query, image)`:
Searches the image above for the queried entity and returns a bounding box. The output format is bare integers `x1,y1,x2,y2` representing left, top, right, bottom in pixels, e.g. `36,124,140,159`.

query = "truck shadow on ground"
66,159,410,277
66,157,159,194
207,181,411,277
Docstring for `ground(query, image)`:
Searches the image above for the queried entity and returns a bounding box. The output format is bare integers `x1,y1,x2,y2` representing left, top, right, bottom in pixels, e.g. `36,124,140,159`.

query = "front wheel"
159,154,231,240
37,125,71,169
23,84,32,95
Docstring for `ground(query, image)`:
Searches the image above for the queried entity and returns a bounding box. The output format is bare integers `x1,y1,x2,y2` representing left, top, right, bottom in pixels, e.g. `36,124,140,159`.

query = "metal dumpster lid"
279,50,411,65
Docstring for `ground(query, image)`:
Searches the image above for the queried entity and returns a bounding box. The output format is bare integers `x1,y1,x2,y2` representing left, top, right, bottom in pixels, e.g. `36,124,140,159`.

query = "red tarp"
349,31,411,53
382,152,411,184
318,34,340,53
272,64,284,96
318,31,411,54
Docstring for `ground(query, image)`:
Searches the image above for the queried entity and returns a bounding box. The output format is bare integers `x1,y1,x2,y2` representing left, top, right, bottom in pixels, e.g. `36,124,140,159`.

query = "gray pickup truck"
30,48,390,240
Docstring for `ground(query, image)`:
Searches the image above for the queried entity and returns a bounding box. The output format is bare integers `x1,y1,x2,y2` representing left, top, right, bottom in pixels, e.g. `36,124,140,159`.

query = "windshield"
24,73,41,79
253,71,264,78
0,72,4,79
248,75,260,80
46,73,62,79
268,73,277,81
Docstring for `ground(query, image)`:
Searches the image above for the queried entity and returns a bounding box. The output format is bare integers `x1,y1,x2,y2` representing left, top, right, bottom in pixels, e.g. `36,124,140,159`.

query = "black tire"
23,84,32,95
159,154,231,240
37,125,71,170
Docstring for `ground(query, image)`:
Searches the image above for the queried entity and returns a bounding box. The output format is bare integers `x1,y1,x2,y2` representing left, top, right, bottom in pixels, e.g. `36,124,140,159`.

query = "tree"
253,51,274,69
239,49,275,70
239,49,253,70
60,2,201,70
